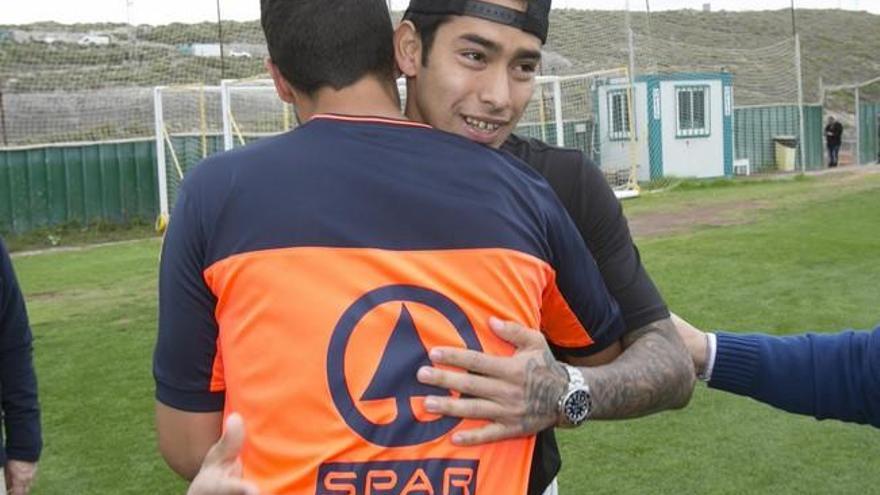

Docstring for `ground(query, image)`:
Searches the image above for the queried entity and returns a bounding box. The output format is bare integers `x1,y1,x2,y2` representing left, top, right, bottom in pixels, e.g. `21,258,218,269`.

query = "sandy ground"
627,164,880,239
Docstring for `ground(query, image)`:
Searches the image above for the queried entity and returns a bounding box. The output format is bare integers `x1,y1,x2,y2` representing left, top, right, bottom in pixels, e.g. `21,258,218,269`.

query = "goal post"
214,72,643,201
156,70,644,230
153,84,224,229
221,78,296,152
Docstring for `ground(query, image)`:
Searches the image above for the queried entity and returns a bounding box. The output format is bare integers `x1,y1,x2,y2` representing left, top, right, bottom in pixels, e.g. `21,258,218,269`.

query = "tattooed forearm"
576,317,695,419
521,350,569,432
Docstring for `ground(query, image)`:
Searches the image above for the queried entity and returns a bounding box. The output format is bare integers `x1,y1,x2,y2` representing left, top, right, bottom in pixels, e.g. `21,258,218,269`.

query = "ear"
394,21,422,78
265,58,297,105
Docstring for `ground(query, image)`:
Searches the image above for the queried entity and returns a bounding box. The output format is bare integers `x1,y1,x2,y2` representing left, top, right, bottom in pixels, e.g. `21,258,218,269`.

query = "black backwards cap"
403,0,551,44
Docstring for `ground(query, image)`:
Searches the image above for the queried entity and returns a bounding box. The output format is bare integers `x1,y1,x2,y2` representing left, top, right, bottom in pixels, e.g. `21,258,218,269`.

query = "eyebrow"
458,33,542,61
459,33,500,54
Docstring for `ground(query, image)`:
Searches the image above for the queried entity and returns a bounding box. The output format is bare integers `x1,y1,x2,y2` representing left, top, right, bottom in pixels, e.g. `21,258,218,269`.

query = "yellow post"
283,102,291,131
537,83,548,143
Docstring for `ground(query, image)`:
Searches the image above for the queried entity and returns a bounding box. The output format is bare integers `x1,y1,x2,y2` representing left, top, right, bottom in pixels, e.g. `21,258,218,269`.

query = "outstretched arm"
675,314,880,427
418,316,695,445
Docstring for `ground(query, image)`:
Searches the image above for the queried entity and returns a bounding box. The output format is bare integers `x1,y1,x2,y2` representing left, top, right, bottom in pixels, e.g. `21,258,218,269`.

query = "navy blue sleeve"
0,239,42,462
153,172,226,413
710,327,880,427
542,194,626,357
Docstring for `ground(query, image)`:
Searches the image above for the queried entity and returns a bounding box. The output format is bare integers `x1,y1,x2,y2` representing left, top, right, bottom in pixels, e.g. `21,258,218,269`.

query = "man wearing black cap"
394,1,694,494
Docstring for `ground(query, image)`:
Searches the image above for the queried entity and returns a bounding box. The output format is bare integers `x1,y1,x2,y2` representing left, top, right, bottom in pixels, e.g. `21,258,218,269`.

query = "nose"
477,66,512,113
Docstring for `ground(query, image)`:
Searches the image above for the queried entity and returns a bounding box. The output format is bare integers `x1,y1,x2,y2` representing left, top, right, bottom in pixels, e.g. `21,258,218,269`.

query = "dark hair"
261,0,396,95
403,13,453,67
406,0,542,67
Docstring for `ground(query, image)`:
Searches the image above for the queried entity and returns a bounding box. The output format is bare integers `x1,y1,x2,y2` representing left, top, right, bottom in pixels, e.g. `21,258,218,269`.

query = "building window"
608,90,631,141
676,85,710,138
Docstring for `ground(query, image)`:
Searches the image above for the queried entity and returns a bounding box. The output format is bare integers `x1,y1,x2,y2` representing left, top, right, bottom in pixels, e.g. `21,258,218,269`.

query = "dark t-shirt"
0,239,41,464
503,134,670,494
825,122,843,146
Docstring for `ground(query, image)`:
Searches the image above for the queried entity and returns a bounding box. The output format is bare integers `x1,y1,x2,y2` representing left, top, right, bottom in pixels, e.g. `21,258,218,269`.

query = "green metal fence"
734,104,824,173
0,105,857,236
0,139,158,235
860,102,880,164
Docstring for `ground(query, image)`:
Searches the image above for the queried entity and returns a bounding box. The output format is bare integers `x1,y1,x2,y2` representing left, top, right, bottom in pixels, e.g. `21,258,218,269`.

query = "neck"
299,75,402,122
403,80,421,122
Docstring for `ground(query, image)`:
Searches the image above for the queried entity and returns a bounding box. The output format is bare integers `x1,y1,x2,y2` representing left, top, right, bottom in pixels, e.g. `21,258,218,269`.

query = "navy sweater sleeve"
710,327,880,427
0,239,42,463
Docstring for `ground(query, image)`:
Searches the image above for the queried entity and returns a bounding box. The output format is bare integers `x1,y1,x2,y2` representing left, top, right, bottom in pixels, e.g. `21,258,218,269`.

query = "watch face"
565,389,590,425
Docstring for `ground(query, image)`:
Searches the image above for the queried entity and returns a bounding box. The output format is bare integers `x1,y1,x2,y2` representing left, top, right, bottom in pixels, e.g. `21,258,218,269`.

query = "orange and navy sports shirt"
154,114,624,494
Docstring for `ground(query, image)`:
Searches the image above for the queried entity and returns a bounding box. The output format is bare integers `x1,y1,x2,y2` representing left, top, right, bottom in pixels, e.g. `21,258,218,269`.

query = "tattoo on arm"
581,317,695,420
521,350,568,432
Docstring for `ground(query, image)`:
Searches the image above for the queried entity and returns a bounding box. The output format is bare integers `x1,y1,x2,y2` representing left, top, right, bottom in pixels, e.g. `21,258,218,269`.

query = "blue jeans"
828,144,841,167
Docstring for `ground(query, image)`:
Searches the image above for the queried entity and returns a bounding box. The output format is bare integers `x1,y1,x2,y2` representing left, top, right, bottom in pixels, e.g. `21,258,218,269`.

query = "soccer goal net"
156,70,642,223
519,69,640,197
220,78,297,151
153,80,297,227
219,72,643,197
152,84,224,227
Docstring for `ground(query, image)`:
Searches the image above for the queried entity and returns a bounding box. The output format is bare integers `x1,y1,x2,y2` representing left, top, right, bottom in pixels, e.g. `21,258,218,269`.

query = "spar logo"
326,285,483,447
322,285,482,494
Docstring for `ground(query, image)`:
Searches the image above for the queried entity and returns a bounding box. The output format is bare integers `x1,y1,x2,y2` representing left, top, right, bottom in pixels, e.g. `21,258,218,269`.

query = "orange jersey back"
155,116,624,494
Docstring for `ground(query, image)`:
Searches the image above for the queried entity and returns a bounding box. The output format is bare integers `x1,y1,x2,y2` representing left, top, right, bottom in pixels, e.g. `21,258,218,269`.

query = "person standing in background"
825,116,844,168
0,239,42,495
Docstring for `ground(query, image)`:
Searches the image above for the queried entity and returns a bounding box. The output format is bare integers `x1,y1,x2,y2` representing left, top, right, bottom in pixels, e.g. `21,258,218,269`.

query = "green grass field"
12,171,880,494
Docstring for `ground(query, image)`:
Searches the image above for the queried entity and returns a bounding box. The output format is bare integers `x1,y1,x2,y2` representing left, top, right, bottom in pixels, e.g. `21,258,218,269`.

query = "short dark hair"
261,0,396,95
404,13,454,67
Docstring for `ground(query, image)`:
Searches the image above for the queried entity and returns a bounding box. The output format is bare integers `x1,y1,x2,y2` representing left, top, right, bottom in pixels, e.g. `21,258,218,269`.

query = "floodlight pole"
790,0,797,36
625,1,639,144
216,0,226,80
125,0,138,62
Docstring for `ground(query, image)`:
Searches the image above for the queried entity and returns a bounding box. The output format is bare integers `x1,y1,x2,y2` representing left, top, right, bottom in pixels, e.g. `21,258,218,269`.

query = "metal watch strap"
557,363,590,428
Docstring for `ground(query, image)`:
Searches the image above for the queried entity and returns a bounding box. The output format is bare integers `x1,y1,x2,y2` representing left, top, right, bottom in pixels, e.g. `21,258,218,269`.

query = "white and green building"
596,72,735,180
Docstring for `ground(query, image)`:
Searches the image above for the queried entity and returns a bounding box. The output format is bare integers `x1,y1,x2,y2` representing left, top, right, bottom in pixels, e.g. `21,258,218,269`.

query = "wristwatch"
556,363,592,428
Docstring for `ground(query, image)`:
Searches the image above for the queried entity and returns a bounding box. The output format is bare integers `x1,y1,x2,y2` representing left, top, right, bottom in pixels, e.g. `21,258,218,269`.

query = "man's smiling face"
400,0,542,148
